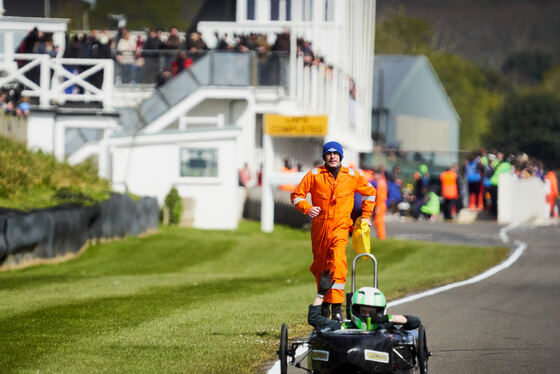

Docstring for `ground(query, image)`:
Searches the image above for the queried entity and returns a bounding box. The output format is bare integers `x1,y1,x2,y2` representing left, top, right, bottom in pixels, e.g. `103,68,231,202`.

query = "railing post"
103,59,114,110
210,50,215,85
261,133,275,233
250,51,257,86
289,26,297,97
39,55,50,108
98,132,109,179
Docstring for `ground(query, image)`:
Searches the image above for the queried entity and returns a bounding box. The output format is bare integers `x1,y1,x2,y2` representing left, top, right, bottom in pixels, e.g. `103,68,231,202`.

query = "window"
180,148,218,177
247,0,255,20
271,0,280,20
325,0,334,21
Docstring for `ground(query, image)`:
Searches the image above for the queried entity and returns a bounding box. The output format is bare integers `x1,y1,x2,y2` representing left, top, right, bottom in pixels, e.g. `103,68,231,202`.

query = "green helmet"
350,287,387,330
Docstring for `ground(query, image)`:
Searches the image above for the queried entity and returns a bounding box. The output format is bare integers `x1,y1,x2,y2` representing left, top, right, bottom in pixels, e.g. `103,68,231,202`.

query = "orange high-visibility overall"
291,166,376,303
373,176,387,240
440,170,459,200
545,171,558,217
279,166,298,192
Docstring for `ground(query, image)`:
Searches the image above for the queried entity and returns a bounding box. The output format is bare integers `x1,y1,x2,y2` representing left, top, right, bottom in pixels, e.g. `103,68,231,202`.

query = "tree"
487,91,560,168
376,14,503,150
428,52,502,150
542,65,560,94
86,0,200,31
375,12,433,55
502,50,555,85
164,187,183,225
52,1,90,30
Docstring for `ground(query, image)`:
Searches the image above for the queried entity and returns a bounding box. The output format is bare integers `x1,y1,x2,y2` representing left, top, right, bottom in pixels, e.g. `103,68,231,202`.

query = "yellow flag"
352,217,371,257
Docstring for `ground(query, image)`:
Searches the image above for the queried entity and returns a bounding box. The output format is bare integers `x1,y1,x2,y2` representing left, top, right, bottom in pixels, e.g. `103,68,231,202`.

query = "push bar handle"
351,253,378,292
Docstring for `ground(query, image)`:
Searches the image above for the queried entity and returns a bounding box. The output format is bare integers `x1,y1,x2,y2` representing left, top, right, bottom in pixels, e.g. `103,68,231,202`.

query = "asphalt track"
270,219,560,374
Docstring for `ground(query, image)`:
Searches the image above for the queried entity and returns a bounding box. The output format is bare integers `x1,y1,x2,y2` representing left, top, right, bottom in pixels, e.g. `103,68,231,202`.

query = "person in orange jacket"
372,169,387,240
440,164,459,221
279,158,298,192
545,171,558,217
291,141,376,320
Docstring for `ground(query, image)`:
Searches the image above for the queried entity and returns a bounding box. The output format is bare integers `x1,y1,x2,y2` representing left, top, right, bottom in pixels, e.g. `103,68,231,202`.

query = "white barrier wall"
498,174,547,224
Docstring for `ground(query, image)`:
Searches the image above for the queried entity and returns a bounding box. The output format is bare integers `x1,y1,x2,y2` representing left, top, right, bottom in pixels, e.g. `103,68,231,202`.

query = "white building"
0,0,377,230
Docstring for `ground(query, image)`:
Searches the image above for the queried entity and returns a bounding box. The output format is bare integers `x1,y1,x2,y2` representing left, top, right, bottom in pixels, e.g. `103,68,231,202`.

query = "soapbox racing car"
277,253,430,374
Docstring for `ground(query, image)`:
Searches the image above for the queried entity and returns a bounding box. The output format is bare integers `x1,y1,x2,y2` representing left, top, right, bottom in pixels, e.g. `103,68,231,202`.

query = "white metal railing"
0,53,114,109
292,54,369,144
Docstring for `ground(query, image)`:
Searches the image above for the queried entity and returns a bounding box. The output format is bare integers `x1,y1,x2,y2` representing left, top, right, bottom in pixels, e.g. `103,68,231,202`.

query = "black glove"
371,312,389,324
317,270,335,296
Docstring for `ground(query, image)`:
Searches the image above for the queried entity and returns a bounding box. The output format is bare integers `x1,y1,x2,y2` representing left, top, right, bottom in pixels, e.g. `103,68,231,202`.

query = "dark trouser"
489,185,498,216
321,302,330,317
411,199,423,220
443,198,457,220
468,181,481,207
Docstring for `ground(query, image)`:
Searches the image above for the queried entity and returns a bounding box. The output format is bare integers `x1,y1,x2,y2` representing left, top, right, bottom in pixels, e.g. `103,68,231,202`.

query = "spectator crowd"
15,25,337,86
12,23,359,114
274,147,559,233
384,149,560,222
0,85,30,117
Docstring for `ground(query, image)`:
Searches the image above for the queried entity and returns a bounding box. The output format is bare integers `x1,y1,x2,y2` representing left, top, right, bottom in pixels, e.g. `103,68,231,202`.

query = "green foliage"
87,0,201,31
0,136,110,210
164,187,183,225
0,220,508,373
488,91,560,168
376,14,504,150
428,52,502,150
502,50,555,84
375,12,434,55
542,65,560,93
52,1,90,30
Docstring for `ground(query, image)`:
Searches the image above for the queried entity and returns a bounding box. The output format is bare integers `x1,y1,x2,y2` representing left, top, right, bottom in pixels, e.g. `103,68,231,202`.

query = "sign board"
264,114,328,137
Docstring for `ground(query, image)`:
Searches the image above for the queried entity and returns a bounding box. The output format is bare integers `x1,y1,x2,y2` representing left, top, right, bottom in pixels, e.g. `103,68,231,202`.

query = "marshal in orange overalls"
373,173,387,240
291,166,376,304
545,171,559,217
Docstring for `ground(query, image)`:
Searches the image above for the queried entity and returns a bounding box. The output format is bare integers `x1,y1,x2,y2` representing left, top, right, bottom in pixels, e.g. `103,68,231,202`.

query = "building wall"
111,133,241,230
27,112,55,153
390,59,457,122
27,111,119,162
384,58,459,165
395,115,450,152
187,97,256,170
0,112,27,142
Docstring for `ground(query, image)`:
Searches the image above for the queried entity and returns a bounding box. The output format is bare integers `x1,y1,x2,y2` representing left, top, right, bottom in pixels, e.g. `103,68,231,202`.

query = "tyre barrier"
0,193,159,267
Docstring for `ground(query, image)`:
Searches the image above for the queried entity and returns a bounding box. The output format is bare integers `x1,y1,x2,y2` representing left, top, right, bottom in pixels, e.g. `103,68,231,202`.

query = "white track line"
388,222,526,308
267,223,526,374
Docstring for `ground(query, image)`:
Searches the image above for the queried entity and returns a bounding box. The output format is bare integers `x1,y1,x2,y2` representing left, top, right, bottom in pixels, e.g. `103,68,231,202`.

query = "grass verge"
0,220,509,373
0,135,110,210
